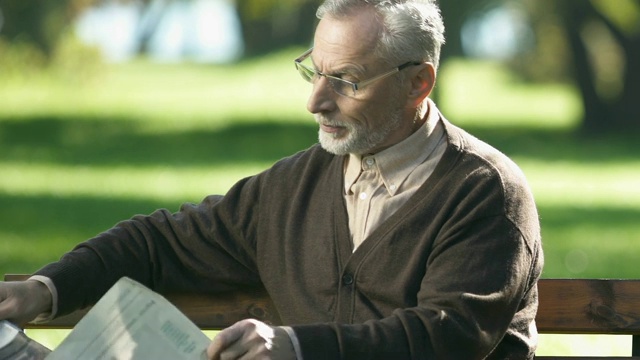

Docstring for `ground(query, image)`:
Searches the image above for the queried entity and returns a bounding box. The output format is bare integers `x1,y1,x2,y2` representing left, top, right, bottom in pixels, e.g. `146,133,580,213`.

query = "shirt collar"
344,99,443,196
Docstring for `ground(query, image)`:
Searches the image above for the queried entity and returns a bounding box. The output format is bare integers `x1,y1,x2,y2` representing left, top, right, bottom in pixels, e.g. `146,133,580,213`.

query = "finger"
219,345,249,360
206,322,248,359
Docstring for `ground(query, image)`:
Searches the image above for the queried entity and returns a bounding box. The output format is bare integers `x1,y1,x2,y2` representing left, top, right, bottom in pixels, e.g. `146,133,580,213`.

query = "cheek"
349,98,392,128
342,95,386,118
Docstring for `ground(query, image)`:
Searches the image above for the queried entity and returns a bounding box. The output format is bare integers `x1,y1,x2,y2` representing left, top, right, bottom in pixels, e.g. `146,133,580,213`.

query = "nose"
306,76,336,115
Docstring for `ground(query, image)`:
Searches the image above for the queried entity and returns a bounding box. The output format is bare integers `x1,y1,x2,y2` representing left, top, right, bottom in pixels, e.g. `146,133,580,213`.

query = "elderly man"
0,0,543,359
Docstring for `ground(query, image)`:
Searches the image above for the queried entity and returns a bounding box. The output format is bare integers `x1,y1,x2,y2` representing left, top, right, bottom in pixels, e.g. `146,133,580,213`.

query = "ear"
406,63,436,108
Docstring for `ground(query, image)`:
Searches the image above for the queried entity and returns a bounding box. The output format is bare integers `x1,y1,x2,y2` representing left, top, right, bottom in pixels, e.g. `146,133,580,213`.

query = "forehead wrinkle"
312,33,373,75
312,11,381,76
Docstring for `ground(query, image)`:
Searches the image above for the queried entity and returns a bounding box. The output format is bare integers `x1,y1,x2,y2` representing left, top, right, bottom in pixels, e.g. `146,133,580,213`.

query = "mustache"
315,114,348,128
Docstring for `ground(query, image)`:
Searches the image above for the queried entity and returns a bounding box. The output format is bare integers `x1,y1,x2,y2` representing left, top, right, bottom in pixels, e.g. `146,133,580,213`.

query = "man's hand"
207,319,296,360
0,280,53,326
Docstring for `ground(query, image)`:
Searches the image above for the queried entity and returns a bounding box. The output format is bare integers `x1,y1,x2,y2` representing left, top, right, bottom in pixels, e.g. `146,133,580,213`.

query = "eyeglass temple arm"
354,61,423,90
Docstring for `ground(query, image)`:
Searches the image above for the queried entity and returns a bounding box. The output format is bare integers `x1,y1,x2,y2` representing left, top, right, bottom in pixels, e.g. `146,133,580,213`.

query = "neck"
411,100,430,132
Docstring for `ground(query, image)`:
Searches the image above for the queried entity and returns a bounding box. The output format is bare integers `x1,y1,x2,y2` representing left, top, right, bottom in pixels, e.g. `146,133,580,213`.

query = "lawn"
1,48,639,355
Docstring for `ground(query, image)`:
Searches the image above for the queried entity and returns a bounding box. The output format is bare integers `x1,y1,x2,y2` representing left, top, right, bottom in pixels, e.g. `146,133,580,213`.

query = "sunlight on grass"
439,59,582,129
523,160,640,209
2,160,637,210
537,334,631,356
0,49,311,130
25,329,222,354
0,162,266,203
25,330,71,352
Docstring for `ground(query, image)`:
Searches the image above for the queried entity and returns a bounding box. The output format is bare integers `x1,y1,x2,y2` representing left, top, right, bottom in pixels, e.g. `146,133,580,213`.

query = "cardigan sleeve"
34,177,265,317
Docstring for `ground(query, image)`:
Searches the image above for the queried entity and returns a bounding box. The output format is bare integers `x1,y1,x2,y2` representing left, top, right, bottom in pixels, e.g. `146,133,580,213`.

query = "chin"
319,141,349,156
319,132,351,155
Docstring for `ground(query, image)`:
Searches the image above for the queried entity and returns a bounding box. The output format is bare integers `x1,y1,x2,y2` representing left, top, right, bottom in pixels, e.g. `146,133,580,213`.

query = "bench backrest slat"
537,278,640,334
6,275,640,358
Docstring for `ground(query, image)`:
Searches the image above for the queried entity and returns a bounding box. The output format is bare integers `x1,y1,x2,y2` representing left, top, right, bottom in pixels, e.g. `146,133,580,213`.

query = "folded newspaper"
0,277,210,360
0,320,51,360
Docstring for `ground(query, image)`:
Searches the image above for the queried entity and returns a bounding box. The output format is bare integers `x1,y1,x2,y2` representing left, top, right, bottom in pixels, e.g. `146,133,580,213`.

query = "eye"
334,72,358,83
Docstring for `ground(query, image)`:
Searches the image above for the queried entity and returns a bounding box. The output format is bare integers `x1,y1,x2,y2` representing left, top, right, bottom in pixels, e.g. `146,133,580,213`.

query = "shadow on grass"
0,115,318,167
1,116,638,169
0,192,179,274
462,124,640,163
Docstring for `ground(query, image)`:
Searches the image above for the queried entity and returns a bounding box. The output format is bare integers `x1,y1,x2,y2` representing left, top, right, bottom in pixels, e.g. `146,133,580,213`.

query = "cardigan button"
342,274,354,285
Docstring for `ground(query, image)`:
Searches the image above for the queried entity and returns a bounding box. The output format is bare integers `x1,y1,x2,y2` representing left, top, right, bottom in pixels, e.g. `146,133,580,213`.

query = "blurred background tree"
0,0,638,131
235,0,321,56
521,0,640,132
0,0,74,58
0,0,95,57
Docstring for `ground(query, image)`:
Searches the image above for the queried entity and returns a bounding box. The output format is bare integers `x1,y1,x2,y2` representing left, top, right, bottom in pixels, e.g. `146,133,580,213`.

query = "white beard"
316,97,406,155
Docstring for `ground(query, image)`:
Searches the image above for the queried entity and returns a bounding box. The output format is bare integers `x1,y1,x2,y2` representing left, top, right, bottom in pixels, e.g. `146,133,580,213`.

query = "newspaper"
0,320,51,360
45,277,210,360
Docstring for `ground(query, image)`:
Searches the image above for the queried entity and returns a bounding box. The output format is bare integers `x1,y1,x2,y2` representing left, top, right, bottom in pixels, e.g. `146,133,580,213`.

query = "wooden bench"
5,275,640,358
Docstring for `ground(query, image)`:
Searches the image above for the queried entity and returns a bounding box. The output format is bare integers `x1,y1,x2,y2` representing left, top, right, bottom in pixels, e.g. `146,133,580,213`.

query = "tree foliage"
235,0,321,57
0,0,90,59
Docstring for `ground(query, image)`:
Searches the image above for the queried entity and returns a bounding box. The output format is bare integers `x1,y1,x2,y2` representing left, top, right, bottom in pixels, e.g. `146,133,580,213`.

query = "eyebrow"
311,57,368,78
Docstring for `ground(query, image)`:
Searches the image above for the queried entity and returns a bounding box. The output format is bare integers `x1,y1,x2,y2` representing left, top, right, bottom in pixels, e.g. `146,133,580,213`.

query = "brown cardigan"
37,117,543,359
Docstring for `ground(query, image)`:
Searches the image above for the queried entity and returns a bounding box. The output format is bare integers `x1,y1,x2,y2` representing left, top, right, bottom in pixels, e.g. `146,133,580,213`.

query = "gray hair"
316,0,446,70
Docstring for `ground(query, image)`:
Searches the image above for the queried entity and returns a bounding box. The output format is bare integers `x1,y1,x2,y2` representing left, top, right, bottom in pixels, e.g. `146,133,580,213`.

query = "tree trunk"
236,0,319,58
558,0,640,133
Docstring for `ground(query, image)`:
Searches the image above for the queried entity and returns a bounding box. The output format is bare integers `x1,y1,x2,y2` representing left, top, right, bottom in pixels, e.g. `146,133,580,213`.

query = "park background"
0,0,638,356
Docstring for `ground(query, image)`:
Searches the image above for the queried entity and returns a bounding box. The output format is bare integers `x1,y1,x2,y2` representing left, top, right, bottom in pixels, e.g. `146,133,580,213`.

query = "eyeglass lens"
296,63,355,97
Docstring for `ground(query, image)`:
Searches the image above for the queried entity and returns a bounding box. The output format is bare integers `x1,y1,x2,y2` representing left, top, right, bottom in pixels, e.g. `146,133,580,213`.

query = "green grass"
2,49,639,355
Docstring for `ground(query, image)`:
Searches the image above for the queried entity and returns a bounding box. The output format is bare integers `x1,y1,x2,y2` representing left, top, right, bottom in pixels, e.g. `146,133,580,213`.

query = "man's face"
307,10,415,155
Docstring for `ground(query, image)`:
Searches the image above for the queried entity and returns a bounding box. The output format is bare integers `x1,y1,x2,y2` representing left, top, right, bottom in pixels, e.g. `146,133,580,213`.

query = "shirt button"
390,184,397,191
365,158,374,166
359,192,367,200
342,274,354,285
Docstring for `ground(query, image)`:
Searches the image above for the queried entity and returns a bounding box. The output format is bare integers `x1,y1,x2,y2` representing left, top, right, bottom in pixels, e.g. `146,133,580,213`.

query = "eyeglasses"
294,48,421,98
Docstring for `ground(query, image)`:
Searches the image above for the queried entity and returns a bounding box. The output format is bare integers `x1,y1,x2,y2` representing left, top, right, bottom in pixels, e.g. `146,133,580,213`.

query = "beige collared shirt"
344,101,447,251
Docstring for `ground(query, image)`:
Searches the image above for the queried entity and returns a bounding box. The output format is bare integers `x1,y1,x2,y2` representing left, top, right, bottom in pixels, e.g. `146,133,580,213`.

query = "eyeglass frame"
294,47,423,97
